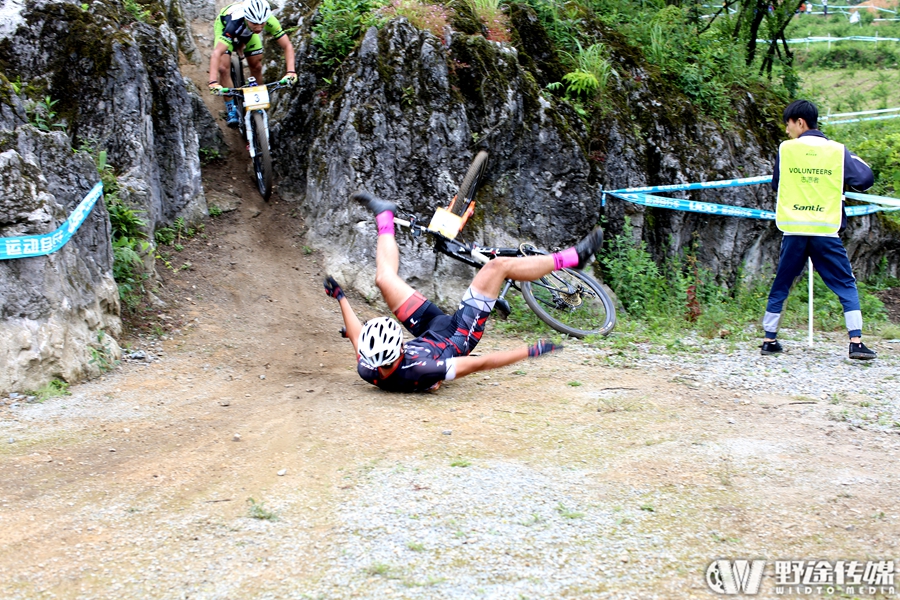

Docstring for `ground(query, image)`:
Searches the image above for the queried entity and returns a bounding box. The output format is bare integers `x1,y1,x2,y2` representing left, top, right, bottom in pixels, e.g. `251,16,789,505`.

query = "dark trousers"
763,235,862,338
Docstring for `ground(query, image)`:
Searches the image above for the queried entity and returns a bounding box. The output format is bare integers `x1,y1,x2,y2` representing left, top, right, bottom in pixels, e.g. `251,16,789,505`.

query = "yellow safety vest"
775,137,845,235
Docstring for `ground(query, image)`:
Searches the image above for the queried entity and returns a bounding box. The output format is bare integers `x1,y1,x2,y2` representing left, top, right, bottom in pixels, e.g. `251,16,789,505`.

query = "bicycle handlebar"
218,81,291,97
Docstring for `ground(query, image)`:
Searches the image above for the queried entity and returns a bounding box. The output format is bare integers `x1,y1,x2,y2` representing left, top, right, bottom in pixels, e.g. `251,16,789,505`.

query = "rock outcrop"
0,127,121,393
0,0,216,393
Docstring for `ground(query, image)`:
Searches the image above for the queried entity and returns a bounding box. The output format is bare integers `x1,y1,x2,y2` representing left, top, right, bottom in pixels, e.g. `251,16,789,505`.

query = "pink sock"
553,247,579,270
376,211,395,236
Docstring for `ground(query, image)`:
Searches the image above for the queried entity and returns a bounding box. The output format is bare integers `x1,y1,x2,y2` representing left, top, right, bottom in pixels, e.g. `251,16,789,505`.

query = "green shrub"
825,119,900,198
313,0,383,67
27,379,71,402
600,218,672,317
561,42,615,100
27,96,67,132
93,150,151,307
598,217,888,341
124,0,152,22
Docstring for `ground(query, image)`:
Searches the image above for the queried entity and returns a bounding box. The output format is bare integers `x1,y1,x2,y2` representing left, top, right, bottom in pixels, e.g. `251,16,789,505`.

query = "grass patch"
246,498,279,521
556,502,585,519
26,379,71,402
450,458,471,467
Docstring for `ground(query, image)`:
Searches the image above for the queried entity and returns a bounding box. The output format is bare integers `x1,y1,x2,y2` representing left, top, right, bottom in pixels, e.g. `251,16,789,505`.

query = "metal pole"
808,257,814,347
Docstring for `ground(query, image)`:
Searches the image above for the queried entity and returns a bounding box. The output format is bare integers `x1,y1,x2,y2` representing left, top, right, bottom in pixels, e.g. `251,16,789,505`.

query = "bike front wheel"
521,269,616,338
250,111,273,200
449,150,488,217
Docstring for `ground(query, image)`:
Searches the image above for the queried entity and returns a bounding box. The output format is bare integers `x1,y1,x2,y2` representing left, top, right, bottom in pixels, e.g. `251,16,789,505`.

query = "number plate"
242,85,270,110
427,207,463,239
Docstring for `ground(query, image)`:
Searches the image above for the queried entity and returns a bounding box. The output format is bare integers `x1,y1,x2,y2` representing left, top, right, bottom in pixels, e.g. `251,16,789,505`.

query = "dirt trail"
0,19,899,600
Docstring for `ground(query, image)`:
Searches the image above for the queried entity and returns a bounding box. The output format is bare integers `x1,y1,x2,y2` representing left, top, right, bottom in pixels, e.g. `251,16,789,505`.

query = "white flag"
849,10,860,23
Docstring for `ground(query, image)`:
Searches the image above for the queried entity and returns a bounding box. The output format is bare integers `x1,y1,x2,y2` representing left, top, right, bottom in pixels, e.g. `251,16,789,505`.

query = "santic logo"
707,560,766,595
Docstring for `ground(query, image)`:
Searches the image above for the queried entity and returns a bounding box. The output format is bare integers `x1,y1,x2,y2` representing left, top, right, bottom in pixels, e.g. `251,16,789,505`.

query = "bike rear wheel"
229,53,246,136
250,111,273,200
449,150,488,217
521,269,616,338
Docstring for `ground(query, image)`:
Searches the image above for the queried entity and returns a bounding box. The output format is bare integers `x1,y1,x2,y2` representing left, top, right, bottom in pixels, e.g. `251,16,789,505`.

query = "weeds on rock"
313,0,383,67
89,330,118,373
199,147,223,165
556,502,585,519
380,0,453,38
25,379,71,403
467,0,511,42
26,96,67,133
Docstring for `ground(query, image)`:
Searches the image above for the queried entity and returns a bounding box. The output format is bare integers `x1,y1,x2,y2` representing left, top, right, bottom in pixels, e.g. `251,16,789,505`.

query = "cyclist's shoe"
574,226,604,270
225,101,240,129
849,342,876,360
760,340,783,355
352,191,396,216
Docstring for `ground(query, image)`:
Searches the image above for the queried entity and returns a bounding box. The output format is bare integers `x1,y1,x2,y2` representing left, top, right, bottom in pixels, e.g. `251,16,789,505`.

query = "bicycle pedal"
494,298,511,320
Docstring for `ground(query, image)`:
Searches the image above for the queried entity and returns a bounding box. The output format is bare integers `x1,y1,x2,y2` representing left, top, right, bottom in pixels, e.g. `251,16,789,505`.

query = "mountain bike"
394,151,616,338
219,53,289,201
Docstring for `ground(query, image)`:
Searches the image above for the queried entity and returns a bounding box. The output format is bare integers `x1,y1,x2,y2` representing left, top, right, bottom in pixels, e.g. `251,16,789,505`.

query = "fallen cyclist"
322,192,605,392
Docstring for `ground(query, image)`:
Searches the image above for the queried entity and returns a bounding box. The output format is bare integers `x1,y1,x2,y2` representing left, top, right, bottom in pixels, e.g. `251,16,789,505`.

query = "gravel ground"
3,327,899,600
605,329,900,432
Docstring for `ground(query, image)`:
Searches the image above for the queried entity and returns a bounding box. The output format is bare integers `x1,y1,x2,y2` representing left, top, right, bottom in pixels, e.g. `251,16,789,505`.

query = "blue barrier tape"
610,175,771,195
606,175,900,219
846,191,900,208
609,191,776,219
0,182,104,260
845,204,900,216
824,114,900,125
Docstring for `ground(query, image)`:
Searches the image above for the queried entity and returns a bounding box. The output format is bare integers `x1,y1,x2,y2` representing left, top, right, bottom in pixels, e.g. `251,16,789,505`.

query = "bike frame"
222,80,284,155
393,216,573,314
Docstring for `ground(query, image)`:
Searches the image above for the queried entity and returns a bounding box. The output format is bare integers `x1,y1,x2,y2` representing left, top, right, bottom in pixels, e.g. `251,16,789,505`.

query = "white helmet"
358,317,404,368
243,0,272,23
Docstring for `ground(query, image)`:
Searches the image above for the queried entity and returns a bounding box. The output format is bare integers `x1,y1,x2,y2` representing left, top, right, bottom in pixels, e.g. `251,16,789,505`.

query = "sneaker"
225,101,240,129
760,340,783,355
574,226,604,270
849,342,876,360
352,191,396,216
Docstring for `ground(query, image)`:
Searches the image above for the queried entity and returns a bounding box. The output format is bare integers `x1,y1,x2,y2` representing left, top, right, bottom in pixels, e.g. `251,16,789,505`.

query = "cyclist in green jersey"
208,0,296,128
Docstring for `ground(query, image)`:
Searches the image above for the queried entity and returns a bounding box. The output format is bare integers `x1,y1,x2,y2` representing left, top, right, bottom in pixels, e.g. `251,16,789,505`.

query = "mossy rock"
0,70,15,106
507,3,565,88
448,0,484,36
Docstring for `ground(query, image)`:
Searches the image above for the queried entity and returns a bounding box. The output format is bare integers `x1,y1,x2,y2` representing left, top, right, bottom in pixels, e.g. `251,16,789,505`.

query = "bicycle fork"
244,109,269,158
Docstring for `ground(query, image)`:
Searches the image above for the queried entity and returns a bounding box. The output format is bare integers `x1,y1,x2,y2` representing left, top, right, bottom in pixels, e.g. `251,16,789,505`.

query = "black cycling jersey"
357,339,453,393
357,287,495,393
